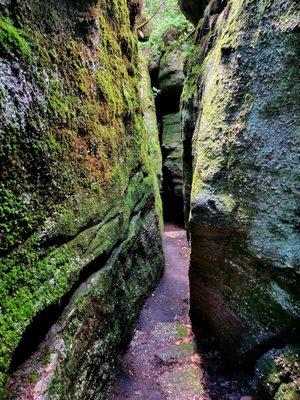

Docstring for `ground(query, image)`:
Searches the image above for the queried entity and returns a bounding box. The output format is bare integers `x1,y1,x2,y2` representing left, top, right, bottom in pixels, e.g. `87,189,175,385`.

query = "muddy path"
109,224,253,400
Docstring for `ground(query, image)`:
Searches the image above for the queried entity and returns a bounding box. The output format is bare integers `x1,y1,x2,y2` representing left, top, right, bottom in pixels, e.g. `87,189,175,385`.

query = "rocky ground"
109,224,254,400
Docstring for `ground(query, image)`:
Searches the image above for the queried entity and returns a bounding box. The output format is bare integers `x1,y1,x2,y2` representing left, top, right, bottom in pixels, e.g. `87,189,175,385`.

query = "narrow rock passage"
109,224,206,400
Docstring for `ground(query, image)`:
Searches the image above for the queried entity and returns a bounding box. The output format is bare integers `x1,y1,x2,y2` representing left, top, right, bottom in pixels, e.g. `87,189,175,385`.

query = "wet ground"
109,224,253,400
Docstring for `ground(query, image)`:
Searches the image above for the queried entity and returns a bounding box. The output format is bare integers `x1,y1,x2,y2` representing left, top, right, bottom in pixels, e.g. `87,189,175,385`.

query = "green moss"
41,353,51,365
259,33,300,117
275,384,299,400
141,0,192,58
255,345,300,400
175,323,188,339
0,0,163,394
0,17,31,57
139,56,163,227
29,371,40,385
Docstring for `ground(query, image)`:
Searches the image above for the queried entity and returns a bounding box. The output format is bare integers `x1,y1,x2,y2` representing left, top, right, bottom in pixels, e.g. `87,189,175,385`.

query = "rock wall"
178,0,208,26
0,0,164,398
180,0,300,381
158,49,185,225
141,0,192,225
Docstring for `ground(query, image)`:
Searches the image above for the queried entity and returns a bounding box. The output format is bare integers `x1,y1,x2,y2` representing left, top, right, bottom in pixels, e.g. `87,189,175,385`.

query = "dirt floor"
109,224,253,400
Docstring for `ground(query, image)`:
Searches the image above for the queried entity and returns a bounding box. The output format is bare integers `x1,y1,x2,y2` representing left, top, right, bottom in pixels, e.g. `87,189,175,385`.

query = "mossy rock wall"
181,0,300,366
0,0,164,397
254,344,300,399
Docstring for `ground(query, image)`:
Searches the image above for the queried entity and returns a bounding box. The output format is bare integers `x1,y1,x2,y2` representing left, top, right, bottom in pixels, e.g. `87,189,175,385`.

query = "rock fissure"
0,0,299,399
7,179,155,376
8,240,121,375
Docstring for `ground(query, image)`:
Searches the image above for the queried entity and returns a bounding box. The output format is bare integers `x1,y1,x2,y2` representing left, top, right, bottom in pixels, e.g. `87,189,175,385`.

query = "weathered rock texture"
254,344,300,399
158,49,185,225
161,112,184,224
181,0,300,374
0,0,163,398
158,49,185,115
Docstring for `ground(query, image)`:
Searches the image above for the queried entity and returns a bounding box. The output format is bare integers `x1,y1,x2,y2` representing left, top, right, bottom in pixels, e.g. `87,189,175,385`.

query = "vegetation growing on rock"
1,0,299,398
180,0,300,386
0,0,163,396
254,345,300,400
141,0,192,58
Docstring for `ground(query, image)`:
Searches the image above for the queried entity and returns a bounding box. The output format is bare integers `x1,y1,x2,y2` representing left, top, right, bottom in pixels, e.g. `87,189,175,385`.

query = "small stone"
158,365,204,399
155,343,195,365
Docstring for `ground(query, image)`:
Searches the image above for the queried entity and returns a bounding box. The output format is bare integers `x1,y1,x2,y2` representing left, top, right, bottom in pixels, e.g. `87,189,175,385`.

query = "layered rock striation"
158,49,185,225
141,0,193,225
180,0,300,385
0,0,163,398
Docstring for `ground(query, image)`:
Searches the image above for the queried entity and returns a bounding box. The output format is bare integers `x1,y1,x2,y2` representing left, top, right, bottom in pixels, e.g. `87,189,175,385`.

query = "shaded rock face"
158,49,185,115
161,112,184,225
180,0,300,374
0,0,163,397
157,49,185,225
178,0,209,26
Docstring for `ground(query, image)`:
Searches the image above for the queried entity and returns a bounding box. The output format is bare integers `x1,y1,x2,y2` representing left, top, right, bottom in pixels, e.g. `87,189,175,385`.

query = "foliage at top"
141,0,193,57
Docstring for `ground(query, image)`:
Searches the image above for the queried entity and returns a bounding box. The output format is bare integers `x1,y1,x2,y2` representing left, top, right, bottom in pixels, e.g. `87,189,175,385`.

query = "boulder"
254,345,300,399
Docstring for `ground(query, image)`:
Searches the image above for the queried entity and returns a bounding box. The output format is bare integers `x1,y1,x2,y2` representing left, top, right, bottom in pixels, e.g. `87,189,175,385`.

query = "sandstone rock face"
158,49,185,115
140,57,163,224
161,112,184,224
181,0,300,371
0,1,163,397
158,49,185,224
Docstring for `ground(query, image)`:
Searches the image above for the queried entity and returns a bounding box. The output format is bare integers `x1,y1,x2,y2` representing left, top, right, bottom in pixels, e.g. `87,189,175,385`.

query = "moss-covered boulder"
181,0,300,365
254,345,300,400
0,0,164,397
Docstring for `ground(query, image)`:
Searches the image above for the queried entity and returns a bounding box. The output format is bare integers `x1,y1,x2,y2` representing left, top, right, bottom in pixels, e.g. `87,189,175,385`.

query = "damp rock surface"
0,1,164,397
180,0,300,389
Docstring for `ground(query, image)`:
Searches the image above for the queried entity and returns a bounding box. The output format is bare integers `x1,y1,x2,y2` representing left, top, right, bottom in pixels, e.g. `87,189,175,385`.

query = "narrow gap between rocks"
109,1,255,396
109,221,254,400
1,0,298,399
109,224,198,399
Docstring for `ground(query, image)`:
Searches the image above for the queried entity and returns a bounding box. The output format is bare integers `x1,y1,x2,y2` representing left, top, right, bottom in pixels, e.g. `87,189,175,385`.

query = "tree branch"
136,4,162,31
